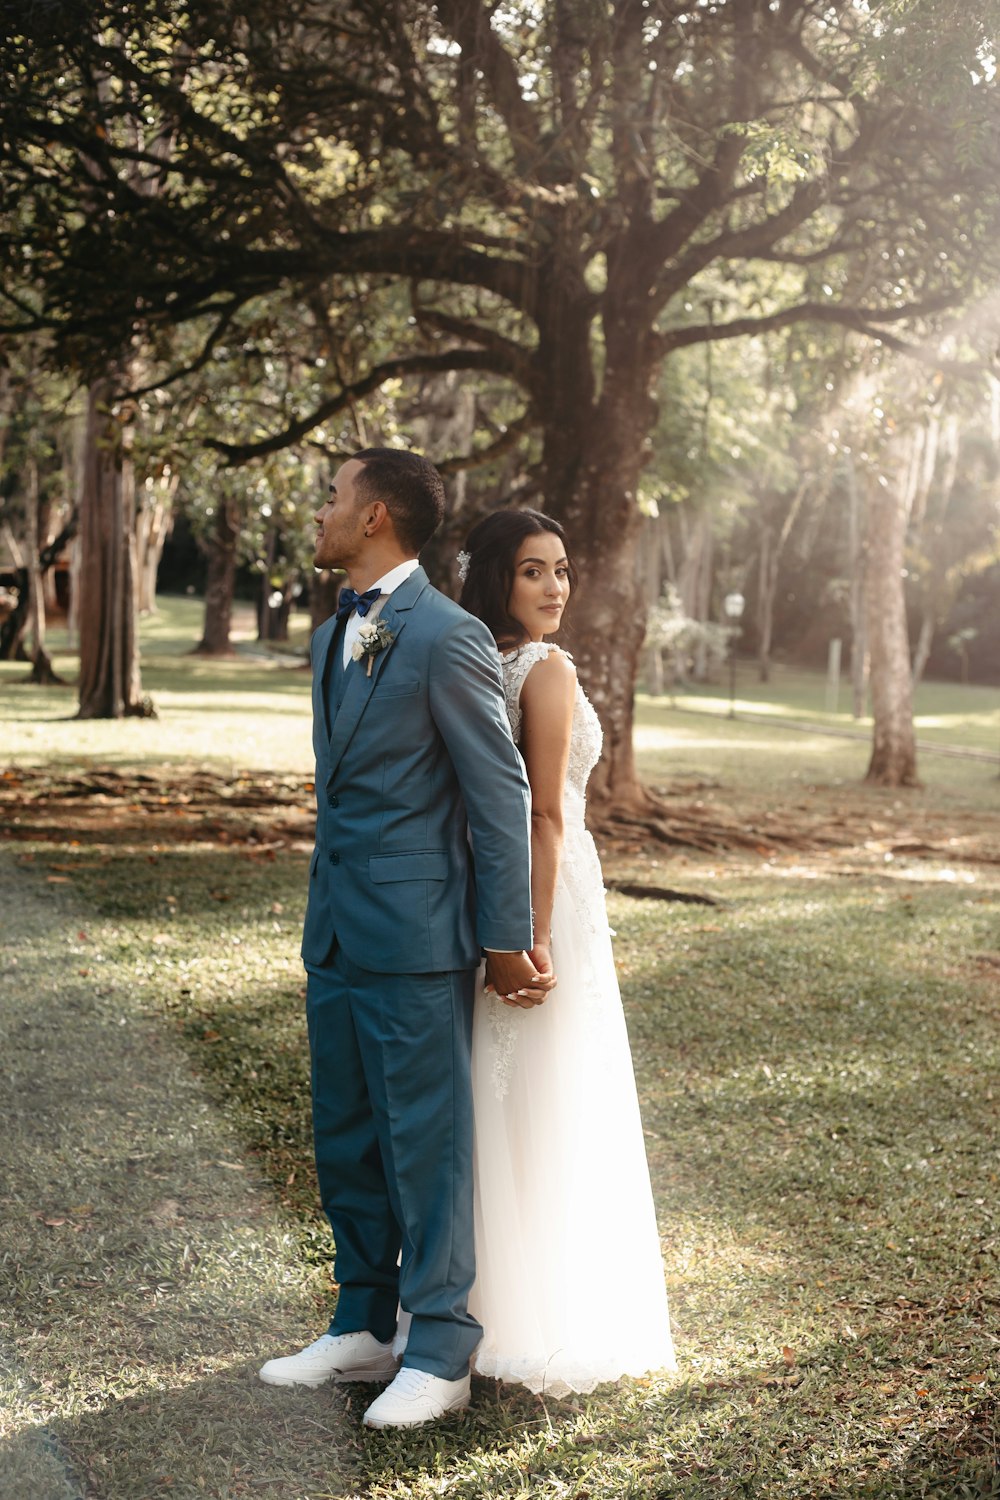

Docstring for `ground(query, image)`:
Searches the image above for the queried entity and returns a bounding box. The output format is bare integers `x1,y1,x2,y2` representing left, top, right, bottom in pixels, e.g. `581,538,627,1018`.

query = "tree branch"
436,409,535,475
205,349,522,464
432,0,541,172
655,177,829,307
411,301,538,389
658,298,985,378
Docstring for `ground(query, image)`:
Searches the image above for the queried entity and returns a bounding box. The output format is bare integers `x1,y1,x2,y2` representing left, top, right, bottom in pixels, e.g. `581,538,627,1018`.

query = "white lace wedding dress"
468,643,676,1395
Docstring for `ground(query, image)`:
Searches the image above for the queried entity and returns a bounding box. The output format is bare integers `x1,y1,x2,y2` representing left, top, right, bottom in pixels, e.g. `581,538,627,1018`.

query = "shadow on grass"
26,1370,365,1500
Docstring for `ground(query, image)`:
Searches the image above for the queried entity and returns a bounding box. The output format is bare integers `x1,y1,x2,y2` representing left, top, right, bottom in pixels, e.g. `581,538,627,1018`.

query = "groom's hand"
484,950,556,1009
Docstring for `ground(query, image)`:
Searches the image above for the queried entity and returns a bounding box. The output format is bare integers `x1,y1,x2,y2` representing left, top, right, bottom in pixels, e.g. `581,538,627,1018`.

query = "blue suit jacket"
301,567,534,973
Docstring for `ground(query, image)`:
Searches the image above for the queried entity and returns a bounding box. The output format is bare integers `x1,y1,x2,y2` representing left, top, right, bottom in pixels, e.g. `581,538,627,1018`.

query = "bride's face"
507,532,571,642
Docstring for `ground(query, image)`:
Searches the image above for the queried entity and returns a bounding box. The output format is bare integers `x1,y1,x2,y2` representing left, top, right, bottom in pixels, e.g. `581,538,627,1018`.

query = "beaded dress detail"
469,643,675,1396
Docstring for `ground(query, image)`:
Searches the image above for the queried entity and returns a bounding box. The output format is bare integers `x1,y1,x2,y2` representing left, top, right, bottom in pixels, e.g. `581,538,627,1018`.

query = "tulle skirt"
469,817,676,1396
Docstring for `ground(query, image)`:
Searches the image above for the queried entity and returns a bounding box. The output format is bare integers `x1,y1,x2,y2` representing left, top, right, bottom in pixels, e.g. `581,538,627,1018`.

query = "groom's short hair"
353,448,445,554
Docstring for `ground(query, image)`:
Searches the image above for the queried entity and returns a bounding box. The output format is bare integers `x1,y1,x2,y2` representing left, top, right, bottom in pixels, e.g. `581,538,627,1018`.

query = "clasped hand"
484,945,556,1009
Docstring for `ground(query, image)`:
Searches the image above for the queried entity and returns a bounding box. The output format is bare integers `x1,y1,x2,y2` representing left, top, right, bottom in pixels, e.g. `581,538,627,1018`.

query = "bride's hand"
499,942,556,1009
529,941,555,988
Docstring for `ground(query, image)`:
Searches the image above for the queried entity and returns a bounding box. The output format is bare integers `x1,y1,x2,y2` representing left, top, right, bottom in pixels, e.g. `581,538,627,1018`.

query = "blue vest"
325,622,351,715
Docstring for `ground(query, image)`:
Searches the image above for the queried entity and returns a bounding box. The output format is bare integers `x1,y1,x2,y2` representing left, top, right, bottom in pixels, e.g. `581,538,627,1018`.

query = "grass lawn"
662,661,1000,758
1,600,999,1499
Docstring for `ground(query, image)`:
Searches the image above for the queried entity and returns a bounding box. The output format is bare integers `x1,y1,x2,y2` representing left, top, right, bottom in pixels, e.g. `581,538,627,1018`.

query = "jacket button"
328,851,340,865
327,793,339,808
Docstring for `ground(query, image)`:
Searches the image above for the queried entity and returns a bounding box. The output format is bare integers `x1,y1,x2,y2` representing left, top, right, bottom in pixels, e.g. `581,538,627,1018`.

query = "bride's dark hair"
458,507,577,646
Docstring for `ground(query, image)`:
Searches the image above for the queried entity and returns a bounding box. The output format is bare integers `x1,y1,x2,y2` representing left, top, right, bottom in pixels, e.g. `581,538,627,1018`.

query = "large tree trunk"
194,497,239,655
865,458,917,786
546,362,653,810
566,506,647,808
77,381,153,719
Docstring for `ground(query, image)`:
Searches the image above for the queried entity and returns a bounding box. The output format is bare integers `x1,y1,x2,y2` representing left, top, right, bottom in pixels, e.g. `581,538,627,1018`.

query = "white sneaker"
259,1331,399,1388
362,1366,471,1428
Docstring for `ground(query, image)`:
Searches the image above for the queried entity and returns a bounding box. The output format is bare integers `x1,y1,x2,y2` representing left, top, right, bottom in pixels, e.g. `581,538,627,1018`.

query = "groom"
259,448,550,1428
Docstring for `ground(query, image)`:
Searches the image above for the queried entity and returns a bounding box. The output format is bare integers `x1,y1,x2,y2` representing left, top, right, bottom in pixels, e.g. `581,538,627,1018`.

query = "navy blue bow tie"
336,586,381,621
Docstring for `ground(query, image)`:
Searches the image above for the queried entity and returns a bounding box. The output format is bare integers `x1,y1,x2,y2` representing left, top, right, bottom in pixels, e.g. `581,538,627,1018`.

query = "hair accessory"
456,549,471,583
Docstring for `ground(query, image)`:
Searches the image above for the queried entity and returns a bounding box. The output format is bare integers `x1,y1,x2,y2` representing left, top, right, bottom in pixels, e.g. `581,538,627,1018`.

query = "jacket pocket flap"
369,851,448,883
372,678,420,699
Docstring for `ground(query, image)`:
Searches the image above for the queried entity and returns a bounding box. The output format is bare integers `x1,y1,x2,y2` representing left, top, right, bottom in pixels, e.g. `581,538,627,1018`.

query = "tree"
4,1,1000,805
864,434,919,784
77,382,154,718
907,399,1000,687
0,353,76,681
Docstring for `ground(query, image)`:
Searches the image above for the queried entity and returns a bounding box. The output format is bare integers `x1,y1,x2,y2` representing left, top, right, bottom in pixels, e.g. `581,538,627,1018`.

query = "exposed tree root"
2,769,999,872
588,782,792,856
605,880,719,906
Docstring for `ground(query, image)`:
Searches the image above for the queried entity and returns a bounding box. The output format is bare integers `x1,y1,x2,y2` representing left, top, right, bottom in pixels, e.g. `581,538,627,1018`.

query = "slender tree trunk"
676,511,713,682
756,477,810,683
24,456,63,685
643,511,664,695
0,522,29,660
865,459,918,786
77,380,153,719
271,582,297,642
258,526,277,641
0,511,78,663
194,497,239,655
757,525,776,682
911,611,935,687
0,565,29,661
847,453,869,720
136,478,176,614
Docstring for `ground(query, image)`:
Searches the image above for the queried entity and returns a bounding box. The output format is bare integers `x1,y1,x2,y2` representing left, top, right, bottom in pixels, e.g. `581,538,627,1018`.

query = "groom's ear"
364,499,391,537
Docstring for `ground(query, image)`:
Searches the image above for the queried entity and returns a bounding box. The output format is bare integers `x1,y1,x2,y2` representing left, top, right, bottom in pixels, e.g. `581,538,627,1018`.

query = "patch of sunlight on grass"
634,696,1000,800
1,596,315,773
663,664,1000,750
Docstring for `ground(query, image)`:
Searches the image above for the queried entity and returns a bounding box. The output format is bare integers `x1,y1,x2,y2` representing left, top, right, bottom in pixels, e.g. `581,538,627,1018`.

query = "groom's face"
314,460,369,570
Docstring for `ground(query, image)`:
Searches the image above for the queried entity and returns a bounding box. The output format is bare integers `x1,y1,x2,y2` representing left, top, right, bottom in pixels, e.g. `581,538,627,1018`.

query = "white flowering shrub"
644,585,733,685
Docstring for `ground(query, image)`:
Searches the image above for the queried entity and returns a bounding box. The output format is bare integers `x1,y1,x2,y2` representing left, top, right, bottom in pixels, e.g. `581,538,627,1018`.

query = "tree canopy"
3,0,999,790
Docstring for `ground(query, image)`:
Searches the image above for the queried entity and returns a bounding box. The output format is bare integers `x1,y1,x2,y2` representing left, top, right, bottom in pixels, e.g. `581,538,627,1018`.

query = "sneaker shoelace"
303,1334,339,1357
391,1368,437,1398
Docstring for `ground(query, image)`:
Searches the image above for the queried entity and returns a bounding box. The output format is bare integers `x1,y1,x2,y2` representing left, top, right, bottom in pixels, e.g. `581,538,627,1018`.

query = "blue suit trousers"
305,948,482,1380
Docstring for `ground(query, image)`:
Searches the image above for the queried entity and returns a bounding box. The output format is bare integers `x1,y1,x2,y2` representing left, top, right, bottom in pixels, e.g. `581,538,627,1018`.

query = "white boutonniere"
352,618,396,676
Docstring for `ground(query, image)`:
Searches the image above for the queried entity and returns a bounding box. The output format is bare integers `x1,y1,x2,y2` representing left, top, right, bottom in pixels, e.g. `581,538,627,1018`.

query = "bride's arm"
517,650,577,964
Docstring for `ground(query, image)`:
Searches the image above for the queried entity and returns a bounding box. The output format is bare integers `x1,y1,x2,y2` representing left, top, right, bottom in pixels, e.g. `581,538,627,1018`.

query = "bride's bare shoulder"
518,644,577,705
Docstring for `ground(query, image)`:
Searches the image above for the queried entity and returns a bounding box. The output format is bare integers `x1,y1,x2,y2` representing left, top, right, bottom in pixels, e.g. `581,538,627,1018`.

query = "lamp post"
723,591,745,719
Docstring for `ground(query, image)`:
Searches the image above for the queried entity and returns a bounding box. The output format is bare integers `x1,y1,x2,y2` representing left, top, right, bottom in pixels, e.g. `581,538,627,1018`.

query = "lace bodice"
500,643,603,800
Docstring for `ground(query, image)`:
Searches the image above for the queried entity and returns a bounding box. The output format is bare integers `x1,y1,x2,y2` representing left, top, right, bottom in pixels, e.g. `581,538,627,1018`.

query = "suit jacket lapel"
326,570,426,776
313,614,344,743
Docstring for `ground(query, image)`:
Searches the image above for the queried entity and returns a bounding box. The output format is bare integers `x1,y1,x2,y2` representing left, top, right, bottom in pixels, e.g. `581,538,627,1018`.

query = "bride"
458,508,676,1396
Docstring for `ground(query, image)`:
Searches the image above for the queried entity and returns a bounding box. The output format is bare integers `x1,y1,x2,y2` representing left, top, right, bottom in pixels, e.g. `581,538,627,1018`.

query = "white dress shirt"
342,557,420,668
